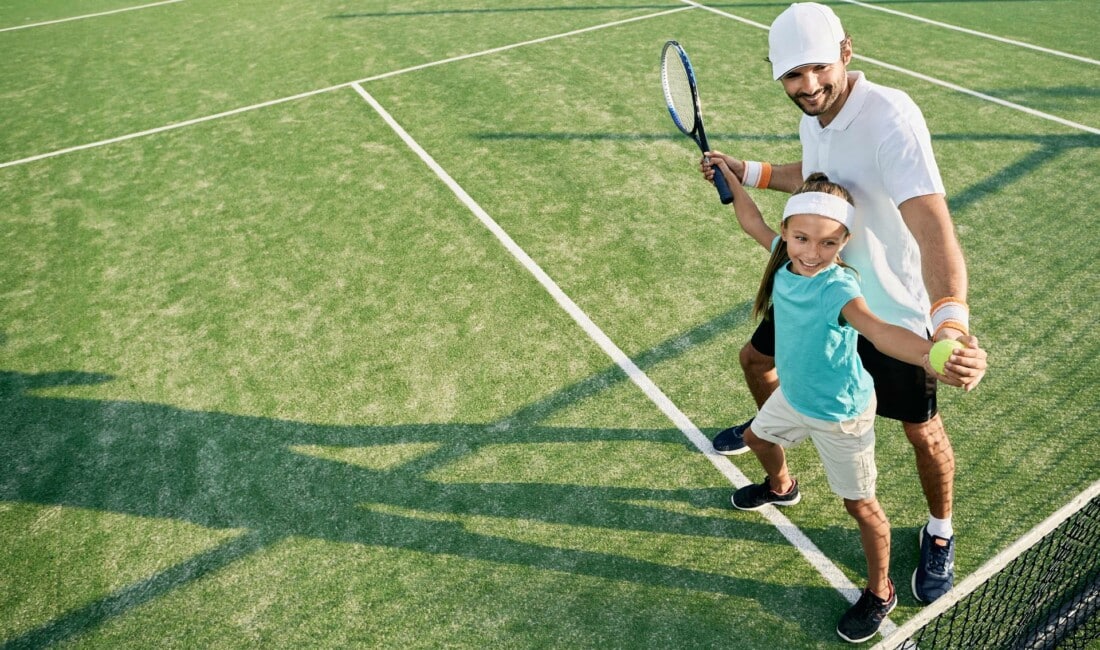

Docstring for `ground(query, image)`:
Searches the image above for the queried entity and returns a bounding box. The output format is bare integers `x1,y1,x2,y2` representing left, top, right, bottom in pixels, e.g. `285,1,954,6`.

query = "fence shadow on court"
472,129,1099,218
0,300,867,648
932,132,1099,214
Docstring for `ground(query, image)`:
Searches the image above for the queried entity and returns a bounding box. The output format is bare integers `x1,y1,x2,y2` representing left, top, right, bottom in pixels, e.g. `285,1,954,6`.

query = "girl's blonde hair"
752,173,856,320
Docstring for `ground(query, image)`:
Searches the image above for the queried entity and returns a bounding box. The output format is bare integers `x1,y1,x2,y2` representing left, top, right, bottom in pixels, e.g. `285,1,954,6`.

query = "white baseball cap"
768,3,846,80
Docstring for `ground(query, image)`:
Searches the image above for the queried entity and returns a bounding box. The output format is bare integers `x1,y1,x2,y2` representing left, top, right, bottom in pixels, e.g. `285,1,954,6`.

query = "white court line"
0,0,184,33
837,0,1100,66
352,81,878,620
358,6,693,84
854,54,1100,136
0,85,342,170
680,0,1100,136
3,1,1095,171
0,6,692,170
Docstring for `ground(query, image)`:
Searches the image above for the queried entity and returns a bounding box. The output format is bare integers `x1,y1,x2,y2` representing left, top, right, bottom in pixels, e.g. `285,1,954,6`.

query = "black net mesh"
885,496,1099,649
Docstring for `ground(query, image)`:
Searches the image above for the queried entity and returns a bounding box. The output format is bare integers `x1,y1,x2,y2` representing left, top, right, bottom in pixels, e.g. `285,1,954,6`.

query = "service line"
0,6,691,170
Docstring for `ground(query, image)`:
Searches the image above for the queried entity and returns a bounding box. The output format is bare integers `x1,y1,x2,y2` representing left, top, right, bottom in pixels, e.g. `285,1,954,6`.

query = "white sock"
927,515,953,539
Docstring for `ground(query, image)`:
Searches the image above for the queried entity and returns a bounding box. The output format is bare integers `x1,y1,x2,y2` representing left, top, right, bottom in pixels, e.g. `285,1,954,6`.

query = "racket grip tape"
712,163,734,204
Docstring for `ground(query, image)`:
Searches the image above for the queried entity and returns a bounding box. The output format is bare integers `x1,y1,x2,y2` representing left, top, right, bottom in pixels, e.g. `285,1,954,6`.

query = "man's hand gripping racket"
660,40,733,204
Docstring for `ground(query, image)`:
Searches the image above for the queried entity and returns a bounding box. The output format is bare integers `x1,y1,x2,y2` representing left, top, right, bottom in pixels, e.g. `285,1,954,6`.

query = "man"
702,0,988,620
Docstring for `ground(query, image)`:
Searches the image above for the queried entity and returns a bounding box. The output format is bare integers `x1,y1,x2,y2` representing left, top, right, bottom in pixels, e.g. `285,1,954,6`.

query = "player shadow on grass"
0,302,855,648
0,374,842,648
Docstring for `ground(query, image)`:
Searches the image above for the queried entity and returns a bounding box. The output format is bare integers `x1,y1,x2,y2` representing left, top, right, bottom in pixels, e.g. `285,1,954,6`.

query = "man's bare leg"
903,415,954,520
712,342,780,455
740,341,779,408
905,414,957,603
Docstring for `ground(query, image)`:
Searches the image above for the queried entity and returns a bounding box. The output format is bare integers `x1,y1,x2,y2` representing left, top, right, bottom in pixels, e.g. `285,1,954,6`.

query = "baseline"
0,0,184,33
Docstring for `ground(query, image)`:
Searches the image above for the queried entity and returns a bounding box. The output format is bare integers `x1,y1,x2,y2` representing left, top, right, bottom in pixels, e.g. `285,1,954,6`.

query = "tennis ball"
929,339,964,374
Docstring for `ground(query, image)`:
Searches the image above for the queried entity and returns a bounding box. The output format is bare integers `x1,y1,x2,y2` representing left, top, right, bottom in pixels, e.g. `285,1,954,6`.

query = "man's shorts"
750,312,937,424
751,389,878,501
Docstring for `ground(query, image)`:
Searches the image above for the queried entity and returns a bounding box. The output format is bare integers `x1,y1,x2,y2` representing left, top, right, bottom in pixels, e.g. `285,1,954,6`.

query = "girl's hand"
700,151,742,185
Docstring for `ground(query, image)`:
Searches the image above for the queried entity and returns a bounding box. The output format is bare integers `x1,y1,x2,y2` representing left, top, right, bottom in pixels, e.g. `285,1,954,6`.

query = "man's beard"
788,81,843,117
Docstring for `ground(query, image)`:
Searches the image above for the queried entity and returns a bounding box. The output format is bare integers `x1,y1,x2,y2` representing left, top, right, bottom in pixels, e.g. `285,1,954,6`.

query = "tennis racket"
660,40,733,205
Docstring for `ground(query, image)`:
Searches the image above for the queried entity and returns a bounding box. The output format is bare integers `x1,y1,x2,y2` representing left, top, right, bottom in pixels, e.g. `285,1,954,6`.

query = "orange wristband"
742,161,772,189
758,162,772,190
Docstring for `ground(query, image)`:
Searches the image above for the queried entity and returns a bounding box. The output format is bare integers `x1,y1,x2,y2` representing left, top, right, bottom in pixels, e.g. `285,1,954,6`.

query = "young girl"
713,161,944,643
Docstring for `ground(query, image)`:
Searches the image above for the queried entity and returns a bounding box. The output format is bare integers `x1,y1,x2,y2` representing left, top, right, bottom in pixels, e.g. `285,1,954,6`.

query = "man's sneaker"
731,477,800,510
836,581,897,643
912,525,955,603
712,418,753,455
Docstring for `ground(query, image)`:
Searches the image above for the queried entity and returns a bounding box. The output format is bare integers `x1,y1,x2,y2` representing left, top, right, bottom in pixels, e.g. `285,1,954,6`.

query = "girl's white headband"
782,192,855,229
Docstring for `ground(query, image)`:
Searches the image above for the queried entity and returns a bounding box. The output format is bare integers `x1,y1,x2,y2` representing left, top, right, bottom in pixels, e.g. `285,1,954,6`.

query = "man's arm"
762,161,805,193
701,154,804,194
899,193,967,310
900,193,987,390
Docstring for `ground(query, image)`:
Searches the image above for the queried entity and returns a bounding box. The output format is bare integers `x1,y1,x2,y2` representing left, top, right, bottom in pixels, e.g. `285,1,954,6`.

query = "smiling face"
778,39,853,126
781,213,850,277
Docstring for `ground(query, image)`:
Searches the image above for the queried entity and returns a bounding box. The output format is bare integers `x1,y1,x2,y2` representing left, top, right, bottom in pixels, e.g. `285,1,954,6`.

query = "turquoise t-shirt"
773,261,875,421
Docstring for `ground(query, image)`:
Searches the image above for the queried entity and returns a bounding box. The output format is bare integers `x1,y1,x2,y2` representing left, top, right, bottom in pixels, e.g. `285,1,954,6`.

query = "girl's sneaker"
837,580,897,643
731,477,801,510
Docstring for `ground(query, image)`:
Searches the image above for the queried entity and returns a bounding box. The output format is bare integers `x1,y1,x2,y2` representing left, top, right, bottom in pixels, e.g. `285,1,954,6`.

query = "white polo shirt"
800,71,944,335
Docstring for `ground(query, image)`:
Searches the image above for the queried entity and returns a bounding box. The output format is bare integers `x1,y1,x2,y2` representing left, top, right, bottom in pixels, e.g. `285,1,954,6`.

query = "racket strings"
661,56,697,133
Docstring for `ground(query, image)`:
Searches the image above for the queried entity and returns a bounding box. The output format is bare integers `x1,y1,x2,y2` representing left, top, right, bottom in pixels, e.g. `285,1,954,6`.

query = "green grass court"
2,0,1098,647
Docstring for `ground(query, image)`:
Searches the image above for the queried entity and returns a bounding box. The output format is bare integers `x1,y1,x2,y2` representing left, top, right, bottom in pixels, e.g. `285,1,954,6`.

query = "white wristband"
742,161,762,188
931,298,970,336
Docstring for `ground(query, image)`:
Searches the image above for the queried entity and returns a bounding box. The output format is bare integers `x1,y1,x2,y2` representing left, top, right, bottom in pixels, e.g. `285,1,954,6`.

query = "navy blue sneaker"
912,525,955,603
712,418,752,455
837,581,897,643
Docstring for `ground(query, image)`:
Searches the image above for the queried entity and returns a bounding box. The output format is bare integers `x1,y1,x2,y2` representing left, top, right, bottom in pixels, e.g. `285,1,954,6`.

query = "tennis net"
875,481,1100,650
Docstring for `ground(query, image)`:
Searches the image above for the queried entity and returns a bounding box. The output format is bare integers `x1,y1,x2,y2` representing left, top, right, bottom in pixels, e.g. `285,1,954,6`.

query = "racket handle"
712,162,734,204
